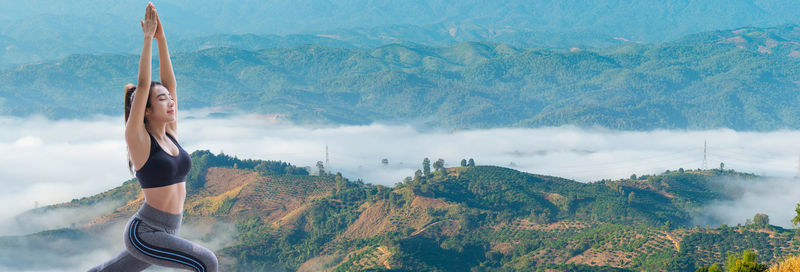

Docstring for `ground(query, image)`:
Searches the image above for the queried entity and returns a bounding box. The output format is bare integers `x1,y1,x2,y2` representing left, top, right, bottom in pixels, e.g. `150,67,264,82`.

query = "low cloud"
2,111,800,270
2,111,800,220
693,176,800,229
0,217,238,271
0,220,123,272
178,220,239,252
0,114,131,227
0,200,121,236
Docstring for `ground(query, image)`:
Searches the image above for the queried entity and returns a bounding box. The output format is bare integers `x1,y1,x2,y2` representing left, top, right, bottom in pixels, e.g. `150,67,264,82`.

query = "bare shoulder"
125,126,151,171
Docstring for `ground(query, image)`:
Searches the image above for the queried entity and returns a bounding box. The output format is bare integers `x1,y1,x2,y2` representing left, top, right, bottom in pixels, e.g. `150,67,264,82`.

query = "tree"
414,169,423,181
468,158,475,166
461,159,467,167
695,263,722,272
627,192,636,204
792,203,800,227
458,210,479,229
316,161,325,175
334,175,347,192
381,158,389,166
753,213,769,226
725,249,767,272
720,162,725,170
433,158,444,171
423,158,431,176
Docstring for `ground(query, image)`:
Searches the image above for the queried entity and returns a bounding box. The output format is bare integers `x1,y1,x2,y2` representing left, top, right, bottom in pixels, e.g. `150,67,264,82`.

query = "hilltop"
3,151,798,271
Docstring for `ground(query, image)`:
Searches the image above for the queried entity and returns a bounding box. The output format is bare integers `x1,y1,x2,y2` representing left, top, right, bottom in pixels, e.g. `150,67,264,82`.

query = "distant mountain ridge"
674,24,800,57
2,150,797,271
2,0,800,66
3,25,800,130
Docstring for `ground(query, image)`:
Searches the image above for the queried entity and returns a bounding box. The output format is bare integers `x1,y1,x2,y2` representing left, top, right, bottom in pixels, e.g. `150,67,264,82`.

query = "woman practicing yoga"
89,3,218,271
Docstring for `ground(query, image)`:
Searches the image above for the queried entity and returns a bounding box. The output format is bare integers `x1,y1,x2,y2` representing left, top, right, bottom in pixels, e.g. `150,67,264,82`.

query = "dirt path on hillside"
666,233,680,252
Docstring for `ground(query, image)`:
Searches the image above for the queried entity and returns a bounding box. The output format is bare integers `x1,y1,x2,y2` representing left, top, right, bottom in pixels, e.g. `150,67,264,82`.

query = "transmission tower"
702,140,707,170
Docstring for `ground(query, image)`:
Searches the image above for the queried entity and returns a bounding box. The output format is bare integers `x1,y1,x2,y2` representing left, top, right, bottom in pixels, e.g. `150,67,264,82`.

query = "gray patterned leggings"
87,203,218,272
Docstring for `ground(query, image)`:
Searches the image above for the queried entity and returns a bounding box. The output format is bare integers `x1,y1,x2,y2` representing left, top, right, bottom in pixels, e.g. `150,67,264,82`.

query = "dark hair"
124,81,163,176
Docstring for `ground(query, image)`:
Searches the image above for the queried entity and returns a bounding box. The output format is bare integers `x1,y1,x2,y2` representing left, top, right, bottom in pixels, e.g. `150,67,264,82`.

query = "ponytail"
124,84,137,176
123,81,162,176
124,84,136,125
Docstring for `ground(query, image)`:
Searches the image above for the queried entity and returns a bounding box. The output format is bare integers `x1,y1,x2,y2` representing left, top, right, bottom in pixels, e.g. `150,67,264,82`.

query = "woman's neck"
146,123,167,140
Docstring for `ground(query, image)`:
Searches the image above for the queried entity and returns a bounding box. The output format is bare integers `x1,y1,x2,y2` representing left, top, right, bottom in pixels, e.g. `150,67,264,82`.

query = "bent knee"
205,253,218,270
197,248,219,272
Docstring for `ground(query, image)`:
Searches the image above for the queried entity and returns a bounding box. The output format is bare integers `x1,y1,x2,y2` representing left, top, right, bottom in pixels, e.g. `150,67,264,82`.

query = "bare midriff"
142,182,186,214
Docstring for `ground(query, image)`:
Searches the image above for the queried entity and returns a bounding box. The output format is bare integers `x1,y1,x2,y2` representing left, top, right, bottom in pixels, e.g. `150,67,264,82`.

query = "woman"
89,3,218,271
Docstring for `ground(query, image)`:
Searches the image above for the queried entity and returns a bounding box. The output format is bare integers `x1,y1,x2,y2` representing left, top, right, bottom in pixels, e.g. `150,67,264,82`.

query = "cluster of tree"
410,157,448,180
682,228,777,266
460,158,476,167
186,150,308,190
695,249,768,272
748,213,770,227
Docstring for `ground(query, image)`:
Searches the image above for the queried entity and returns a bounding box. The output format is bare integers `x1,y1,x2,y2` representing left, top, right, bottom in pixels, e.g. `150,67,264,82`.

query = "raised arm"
126,3,158,138
153,7,179,137
154,11,176,93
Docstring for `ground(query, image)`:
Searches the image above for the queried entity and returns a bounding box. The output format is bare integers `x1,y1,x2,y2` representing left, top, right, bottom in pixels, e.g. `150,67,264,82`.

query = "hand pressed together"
140,2,158,38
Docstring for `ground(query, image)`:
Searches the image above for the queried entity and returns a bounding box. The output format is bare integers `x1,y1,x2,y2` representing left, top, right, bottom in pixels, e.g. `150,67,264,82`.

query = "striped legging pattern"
128,218,206,272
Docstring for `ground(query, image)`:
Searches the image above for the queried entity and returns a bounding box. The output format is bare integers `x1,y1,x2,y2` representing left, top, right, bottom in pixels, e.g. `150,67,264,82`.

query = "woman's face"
144,85,175,124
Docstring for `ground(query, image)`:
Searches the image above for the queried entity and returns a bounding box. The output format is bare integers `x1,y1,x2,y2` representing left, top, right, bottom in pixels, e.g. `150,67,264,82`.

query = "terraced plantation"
231,175,335,221
17,151,800,271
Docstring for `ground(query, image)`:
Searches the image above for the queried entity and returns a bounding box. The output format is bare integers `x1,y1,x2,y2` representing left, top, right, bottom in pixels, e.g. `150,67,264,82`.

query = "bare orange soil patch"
203,167,263,194
567,248,634,268
341,200,394,239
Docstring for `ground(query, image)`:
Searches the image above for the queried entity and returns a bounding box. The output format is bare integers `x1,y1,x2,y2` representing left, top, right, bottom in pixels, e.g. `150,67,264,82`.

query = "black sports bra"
135,131,192,189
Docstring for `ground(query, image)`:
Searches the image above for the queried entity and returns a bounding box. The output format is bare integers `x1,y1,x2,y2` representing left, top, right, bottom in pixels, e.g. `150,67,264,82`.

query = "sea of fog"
2,109,800,234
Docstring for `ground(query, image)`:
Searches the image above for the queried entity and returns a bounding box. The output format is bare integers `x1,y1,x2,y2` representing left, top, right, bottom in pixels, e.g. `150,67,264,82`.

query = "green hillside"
3,26,800,130
3,151,798,271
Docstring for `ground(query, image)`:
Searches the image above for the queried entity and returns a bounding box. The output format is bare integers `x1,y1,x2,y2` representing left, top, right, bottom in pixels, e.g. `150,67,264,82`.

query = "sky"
1,109,800,233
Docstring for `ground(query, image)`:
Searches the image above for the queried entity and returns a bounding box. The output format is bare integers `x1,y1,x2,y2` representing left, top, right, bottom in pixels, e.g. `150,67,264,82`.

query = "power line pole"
702,140,707,170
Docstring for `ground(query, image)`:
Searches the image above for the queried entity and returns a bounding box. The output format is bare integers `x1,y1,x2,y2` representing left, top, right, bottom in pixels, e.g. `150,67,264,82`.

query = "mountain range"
2,0,800,67
2,25,800,130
